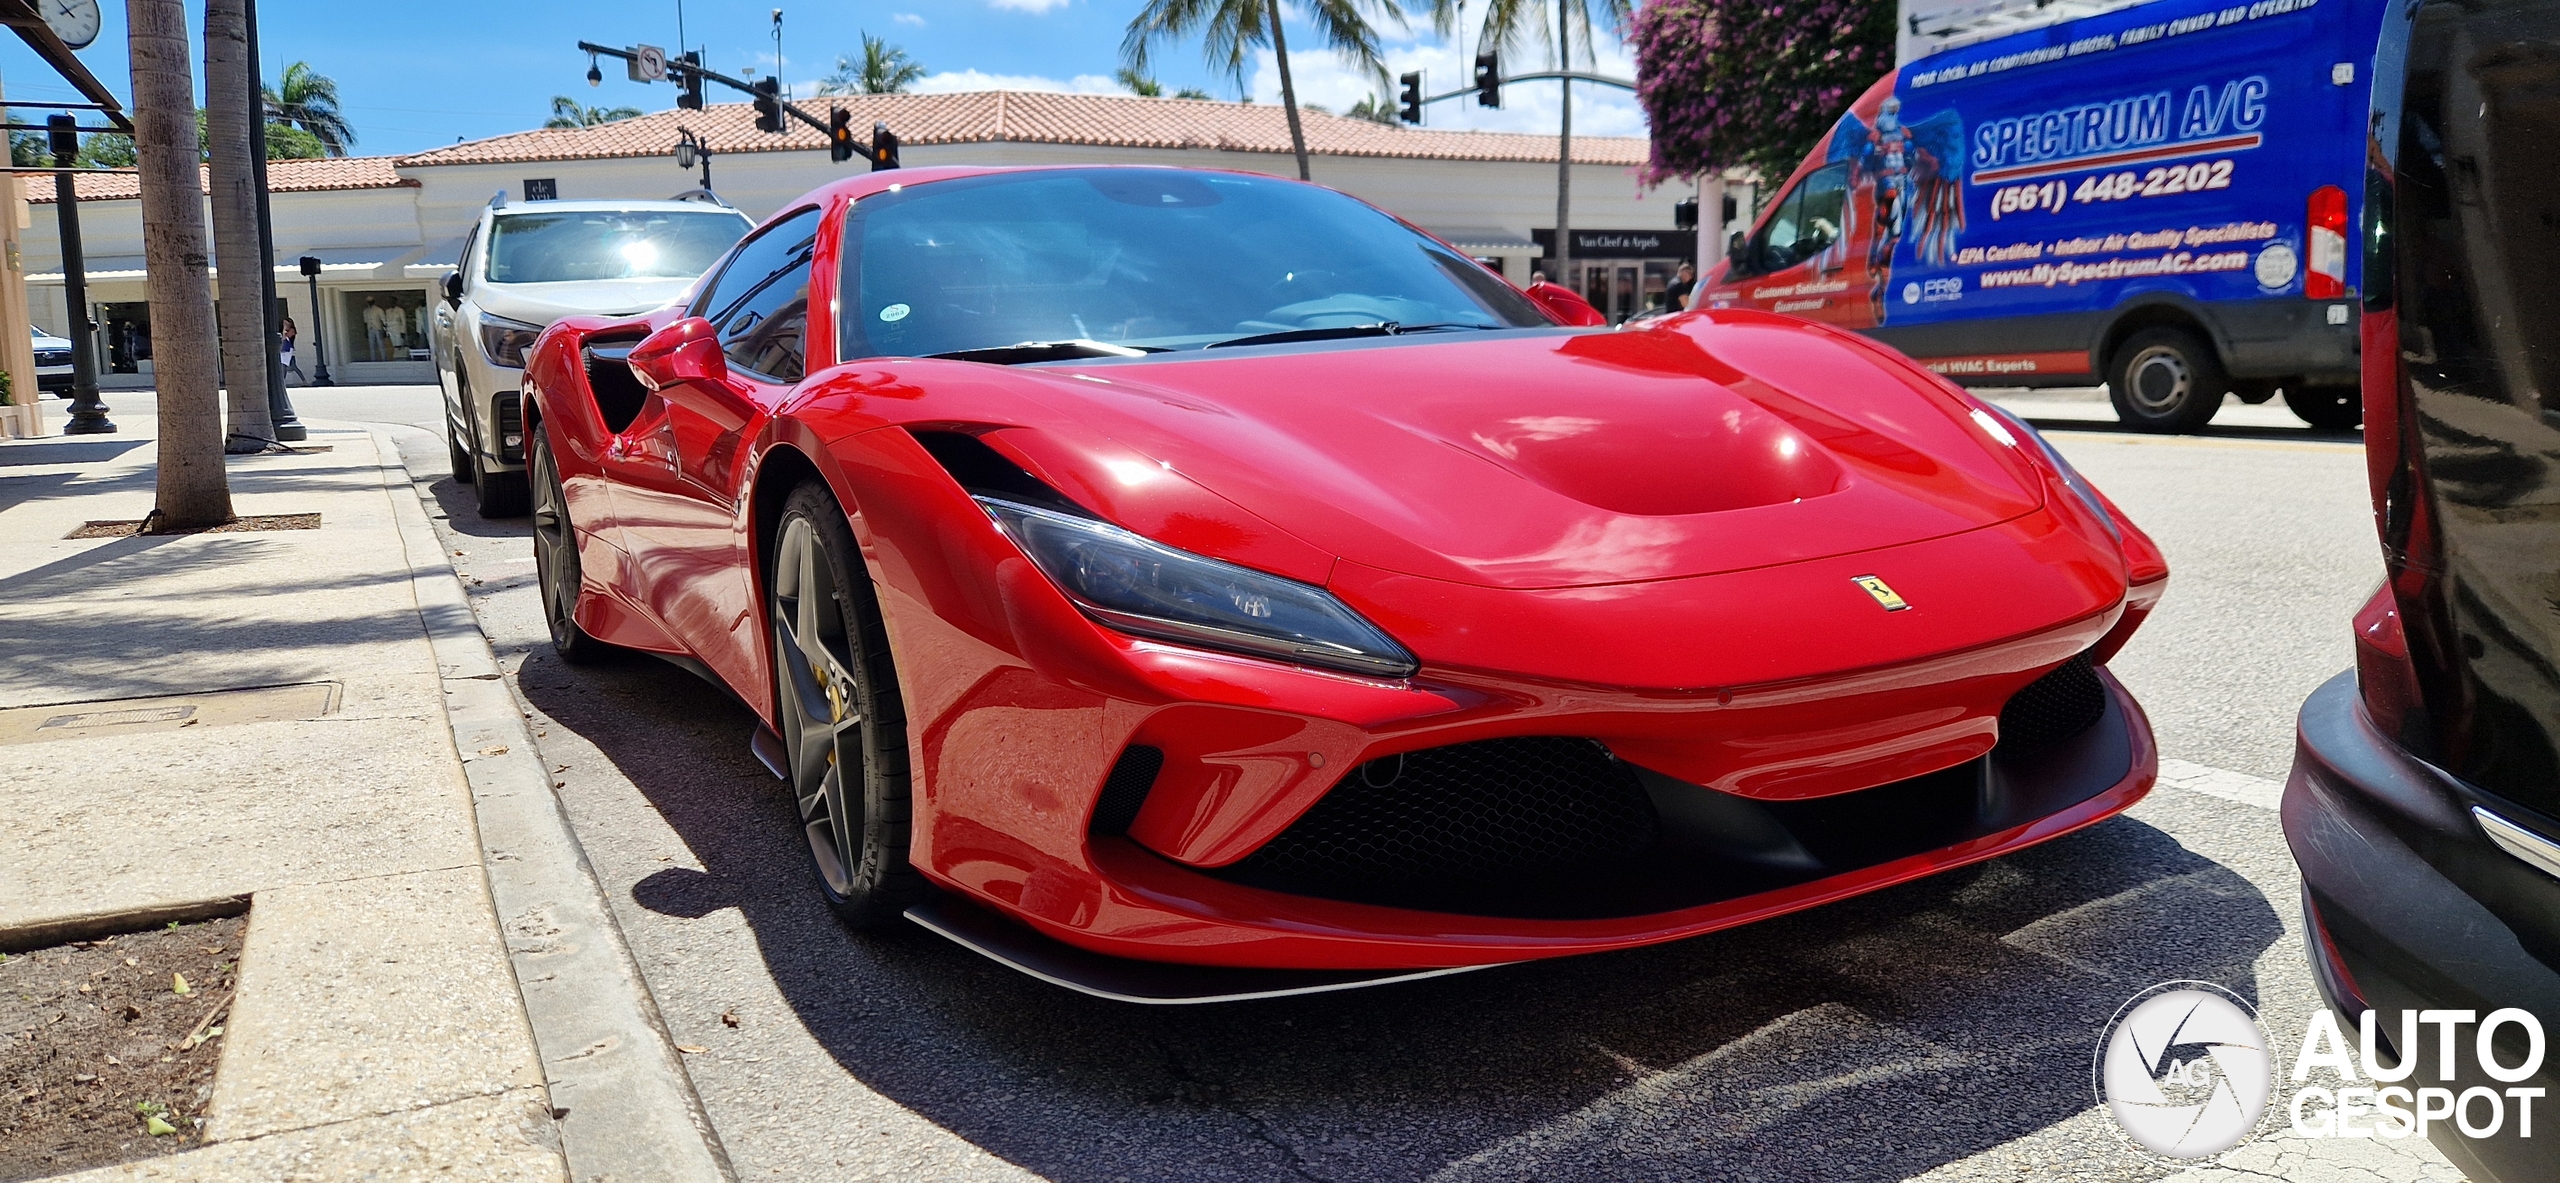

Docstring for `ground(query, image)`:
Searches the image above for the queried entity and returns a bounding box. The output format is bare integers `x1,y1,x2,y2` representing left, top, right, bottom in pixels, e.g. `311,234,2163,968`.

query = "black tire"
768,482,923,928
466,386,531,517
2283,383,2363,431
2107,327,2228,433
529,424,614,665
446,363,474,481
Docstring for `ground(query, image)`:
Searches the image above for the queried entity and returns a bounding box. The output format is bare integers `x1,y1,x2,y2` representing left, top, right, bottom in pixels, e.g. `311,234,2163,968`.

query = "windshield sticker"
879,303,911,323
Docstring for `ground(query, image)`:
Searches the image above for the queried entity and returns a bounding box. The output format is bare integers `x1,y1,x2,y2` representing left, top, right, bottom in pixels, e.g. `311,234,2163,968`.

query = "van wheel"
2284,384,2363,431
2108,328,2228,433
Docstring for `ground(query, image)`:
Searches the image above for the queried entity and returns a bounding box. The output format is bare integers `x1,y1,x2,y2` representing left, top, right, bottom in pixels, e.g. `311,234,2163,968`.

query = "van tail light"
2307,185,2349,299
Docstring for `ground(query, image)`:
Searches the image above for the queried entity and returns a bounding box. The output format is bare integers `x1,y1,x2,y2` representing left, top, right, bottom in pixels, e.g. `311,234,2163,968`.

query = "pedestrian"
278,316,304,385
1529,269,1547,285
1665,262,1697,311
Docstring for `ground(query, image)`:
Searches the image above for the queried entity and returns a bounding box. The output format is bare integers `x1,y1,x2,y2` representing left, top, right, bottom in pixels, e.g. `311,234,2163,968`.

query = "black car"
2283,1,2560,1179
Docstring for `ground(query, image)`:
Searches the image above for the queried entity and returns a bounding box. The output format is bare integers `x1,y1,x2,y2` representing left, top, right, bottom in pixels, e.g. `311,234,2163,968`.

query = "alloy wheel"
530,435,577,645
771,516,865,896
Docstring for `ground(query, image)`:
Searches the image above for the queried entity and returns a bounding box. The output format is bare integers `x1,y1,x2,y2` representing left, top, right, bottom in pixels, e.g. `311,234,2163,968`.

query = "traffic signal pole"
577,41,838,137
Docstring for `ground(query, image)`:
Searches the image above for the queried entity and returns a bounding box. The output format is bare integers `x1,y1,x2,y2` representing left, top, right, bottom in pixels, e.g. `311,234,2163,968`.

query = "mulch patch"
67,514,320,539
0,916,246,1180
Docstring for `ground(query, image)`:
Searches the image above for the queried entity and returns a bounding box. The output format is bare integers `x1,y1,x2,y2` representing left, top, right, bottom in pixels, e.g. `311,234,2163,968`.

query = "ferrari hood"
1007,319,2045,591
476,278,693,326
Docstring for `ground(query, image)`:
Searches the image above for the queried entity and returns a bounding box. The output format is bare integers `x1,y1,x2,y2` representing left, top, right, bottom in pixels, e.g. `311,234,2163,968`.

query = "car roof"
488,199,752,218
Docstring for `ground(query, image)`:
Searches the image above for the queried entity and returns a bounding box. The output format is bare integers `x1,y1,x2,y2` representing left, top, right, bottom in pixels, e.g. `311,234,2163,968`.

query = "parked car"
521,165,2169,1002
2283,0,2560,1178
1698,0,2389,432
431,195,752,516
33,324,72,395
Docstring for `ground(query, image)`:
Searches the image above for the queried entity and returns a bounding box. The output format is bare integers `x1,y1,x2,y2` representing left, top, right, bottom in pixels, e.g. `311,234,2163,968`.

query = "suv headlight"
978,496,1418,679
478,314,543,369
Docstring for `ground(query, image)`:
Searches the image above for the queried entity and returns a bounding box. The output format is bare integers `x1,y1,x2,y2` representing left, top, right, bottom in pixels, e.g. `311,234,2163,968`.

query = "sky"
0,1,1647,157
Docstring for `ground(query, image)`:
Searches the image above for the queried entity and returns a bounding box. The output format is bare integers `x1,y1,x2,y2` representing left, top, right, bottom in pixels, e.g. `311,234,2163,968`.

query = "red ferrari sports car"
518,165,2169,1002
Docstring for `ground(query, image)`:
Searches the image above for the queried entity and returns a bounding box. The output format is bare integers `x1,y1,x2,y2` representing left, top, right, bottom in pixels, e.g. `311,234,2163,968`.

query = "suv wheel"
459,371,530,518
2108,327,2228,434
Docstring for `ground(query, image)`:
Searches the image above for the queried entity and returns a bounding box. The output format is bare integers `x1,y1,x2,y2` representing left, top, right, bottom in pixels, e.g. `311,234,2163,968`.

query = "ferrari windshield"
485,209,752,285
838,169,1549,359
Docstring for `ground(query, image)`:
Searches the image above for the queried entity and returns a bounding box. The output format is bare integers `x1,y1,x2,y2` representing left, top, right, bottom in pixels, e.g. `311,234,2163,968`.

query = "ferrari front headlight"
478,313,544,369
1971,402,2121,542
978,496,1418,679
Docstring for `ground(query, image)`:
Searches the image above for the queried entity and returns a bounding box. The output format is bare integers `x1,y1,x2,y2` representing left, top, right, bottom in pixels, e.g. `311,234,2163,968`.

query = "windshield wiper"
925,339,1168,365
1203,321,1498,350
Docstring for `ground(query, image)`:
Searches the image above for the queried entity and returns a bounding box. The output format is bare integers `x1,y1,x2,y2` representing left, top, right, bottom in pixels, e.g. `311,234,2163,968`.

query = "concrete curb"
370,429,735,1183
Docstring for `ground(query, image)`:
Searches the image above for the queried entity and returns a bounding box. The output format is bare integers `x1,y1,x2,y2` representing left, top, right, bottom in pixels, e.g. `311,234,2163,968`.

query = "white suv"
432,196,752,516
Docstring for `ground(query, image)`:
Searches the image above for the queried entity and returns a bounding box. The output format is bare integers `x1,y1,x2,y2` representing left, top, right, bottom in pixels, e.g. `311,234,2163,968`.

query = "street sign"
630,44,667,83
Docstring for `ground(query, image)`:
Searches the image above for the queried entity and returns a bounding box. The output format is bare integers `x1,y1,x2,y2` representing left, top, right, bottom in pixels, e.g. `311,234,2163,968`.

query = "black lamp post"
50,114,110,434
244,0,304,439
299,255,331,386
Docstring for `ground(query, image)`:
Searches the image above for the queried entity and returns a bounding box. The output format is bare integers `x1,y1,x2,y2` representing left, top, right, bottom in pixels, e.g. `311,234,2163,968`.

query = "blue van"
1699,0,2385,431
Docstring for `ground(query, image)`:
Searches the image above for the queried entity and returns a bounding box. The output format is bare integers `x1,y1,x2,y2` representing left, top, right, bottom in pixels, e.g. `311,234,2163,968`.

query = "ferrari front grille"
1996,652,2106,754
1221,737,1660,895
1089,745,1163,835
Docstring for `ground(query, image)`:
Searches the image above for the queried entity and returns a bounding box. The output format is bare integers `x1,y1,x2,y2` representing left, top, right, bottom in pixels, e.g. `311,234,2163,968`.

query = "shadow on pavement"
516,645,2285,1183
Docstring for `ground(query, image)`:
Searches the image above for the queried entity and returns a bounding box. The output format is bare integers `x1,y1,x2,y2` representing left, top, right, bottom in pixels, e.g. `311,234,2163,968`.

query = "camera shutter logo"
2096,982,2272,1158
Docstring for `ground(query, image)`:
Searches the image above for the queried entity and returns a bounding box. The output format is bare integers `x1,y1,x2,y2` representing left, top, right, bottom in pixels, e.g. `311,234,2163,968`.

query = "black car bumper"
2285,671,2560,1183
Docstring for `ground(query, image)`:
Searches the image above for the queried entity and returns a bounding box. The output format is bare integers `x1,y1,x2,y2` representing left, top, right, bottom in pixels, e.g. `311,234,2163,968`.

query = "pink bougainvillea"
1632,0,1896,186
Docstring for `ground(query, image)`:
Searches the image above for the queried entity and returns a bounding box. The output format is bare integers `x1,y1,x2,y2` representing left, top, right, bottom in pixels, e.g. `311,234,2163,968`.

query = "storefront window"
342,290,428,363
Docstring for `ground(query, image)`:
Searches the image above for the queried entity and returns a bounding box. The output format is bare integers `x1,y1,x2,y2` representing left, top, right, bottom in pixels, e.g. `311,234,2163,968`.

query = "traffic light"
1673,196,1699,230
752,77,782,134
869,121,901,171
45,114,76,165
676,51,704,110
828,107,855,163
1397,71,1422,124
1474,52,1500,107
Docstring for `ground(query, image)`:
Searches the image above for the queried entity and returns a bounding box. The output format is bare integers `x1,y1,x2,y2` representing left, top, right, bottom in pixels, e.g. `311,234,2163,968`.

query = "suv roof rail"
488,188,507,210
667,187,730,207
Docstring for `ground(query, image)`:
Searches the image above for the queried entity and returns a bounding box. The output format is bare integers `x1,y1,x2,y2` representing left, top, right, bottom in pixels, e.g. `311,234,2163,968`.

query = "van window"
1751,163,1850,275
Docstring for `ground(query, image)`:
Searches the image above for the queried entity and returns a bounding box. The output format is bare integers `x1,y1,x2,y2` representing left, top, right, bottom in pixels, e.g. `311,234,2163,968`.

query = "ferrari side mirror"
627,316,731,392
1522,280,1609,327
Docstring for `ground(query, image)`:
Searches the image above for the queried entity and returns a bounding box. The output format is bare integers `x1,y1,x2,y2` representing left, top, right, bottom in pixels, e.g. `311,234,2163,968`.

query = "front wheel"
768,482,923,929
2283,384,2363,431
529,425,613,665
2107,327,2228,434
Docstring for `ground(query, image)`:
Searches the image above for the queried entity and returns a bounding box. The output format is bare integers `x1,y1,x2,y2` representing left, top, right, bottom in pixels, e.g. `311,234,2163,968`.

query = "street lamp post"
299,256,331,386
50,115,111,434
244,0,304,439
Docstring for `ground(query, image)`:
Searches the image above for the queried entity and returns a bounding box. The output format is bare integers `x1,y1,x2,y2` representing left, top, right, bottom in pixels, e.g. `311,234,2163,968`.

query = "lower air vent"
494,392,524,463
1090,746,1164,835
1220,737,1660,900
1997,652,2107,754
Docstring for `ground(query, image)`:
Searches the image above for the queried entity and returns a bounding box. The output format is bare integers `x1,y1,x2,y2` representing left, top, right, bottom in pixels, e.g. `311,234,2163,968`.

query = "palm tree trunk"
129,0,232,526
205,0,274,452
1553,2,1573,295
1268,3,1311,182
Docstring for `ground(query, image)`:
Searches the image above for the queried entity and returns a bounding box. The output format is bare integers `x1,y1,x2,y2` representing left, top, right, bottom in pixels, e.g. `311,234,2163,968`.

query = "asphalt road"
322,382,2446,1182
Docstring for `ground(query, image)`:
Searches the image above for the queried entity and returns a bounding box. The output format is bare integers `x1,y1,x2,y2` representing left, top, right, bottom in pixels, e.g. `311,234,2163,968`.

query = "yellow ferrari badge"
1853,575,1910,611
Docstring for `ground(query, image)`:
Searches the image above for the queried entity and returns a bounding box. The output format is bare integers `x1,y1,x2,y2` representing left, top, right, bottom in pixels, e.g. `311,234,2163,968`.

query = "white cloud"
912,69,1124,95
987,0,1073,12
892,12,925,25
1248,27,1648,139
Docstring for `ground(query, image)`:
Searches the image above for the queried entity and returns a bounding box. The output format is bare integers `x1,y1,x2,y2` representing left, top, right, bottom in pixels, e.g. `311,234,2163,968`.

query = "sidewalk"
0,422,722,1180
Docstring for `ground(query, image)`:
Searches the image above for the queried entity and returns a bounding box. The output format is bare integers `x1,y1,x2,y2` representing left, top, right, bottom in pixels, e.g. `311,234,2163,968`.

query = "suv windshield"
485,209,751,285
838,169,1549,359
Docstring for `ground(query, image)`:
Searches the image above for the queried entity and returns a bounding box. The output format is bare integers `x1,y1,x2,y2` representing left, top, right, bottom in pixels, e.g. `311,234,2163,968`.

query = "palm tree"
263,61,355,156
1447,1,1632,286
129,0,232,524
205,0,275,450
544,97,643,129
1124,0,1407,181
817,33,926,95
1119,67,1216,100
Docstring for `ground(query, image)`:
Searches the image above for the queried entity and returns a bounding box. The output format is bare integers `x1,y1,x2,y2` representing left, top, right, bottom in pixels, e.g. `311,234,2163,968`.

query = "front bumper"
2285,671,2560,1183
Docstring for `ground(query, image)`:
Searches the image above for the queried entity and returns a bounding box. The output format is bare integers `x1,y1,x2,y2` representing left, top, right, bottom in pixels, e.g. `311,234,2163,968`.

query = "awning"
1425,226,1540,255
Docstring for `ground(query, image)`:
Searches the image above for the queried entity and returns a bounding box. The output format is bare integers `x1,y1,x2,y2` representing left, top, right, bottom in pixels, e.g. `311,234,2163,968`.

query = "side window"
1750,163,1850,274
696,206,820,383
